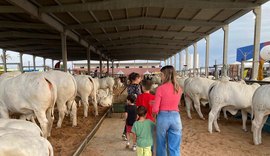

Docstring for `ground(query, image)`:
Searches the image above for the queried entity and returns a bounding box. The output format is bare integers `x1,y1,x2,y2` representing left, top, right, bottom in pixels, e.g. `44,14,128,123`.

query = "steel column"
19,52,23,72
205,35,210,77
87,47,91,75
61,32,68,72
2,49,7,72
222,25,229,77
251,6,262,80
33,55,36,71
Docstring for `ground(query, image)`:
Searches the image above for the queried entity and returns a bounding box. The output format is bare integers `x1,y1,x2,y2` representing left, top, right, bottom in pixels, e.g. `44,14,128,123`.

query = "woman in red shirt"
153,65,182,156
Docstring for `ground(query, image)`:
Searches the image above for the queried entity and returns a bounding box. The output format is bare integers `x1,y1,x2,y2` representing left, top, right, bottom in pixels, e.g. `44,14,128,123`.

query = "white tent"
144,70,151,75
117,70,124,75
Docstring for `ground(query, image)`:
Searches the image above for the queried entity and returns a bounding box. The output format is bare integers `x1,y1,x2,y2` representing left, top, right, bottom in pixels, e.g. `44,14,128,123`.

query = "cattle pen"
1,0,270,156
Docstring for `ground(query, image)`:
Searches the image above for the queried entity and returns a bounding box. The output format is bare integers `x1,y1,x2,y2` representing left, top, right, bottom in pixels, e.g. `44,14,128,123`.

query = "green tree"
0,53,12,63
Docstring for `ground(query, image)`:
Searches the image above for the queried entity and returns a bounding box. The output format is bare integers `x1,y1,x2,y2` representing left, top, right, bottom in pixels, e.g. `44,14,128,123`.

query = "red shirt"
136,93,155,122
152,82,182,114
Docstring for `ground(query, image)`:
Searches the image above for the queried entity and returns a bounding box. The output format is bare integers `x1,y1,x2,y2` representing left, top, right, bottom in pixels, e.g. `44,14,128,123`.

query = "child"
132,106,155,156
127,72,142,97
124,94,137,150
136,79,155,122
122,72,142,140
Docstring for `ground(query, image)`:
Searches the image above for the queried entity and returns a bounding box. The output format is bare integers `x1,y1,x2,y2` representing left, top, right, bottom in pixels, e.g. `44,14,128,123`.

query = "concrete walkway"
81,114,136,156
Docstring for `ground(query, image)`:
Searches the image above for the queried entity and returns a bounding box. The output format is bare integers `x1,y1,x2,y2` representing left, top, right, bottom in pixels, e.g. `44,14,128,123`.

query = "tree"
0,53,12,63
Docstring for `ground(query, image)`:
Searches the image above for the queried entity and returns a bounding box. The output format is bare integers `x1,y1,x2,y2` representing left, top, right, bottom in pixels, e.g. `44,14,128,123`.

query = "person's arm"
124,105,128,121
124,112,128,120
152,87,162,114
132,133,137,145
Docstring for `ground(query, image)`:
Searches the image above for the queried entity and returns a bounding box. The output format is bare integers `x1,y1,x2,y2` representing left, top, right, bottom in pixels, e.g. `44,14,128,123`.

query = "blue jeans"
156,111,182,156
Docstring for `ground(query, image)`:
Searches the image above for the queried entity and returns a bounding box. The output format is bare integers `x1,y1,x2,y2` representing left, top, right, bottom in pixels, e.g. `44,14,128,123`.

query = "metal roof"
0,0,268,61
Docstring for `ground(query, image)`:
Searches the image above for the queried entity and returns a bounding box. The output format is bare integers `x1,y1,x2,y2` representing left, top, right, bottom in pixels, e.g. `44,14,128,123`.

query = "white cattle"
114,77,124,89
262,77,270,81
176,76,188,89
94,77,115,94
97,89,113,107
0,128,53,156
208,79,260,133
44,70,77,128
151,75,162,84
252,85,270,145
74,75,98,117
0,72,57,138
150,84,159,94
0,119,42,136
184,77,215,119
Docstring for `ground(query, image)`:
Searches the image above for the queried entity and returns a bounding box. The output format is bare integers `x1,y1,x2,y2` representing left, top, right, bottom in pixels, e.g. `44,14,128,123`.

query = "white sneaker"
132,145,136,151
126,142,130,148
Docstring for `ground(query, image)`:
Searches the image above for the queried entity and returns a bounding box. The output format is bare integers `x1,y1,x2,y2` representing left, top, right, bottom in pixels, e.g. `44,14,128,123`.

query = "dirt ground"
48,106,109,156
81,104,270,156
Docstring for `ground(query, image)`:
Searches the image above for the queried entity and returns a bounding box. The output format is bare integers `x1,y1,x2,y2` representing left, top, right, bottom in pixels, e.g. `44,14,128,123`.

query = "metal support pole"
179,52,181,71
133,60,136,68
170,57,172,65
99,55,102,78
3,49,7,72
185,48,189,70
241,61,245,80
222,25,229,77
174,55,177,68
112,61,114,76
252,6,262,80
107,59,109,75
52,60,54,69
193,43,198,75
205,35,210,77
19,53,23,72
33,55,36,71
87,47,91,75
43,58,46,71
61,32,68,72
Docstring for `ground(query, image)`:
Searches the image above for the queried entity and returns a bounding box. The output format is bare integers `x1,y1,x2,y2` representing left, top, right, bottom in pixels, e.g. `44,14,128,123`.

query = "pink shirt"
152,82,182,114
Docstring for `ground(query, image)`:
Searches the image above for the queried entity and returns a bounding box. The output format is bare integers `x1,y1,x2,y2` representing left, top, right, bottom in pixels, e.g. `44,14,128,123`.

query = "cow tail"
208,83,216,108
88,76,97,105
69,76,78,111
44,78,57,118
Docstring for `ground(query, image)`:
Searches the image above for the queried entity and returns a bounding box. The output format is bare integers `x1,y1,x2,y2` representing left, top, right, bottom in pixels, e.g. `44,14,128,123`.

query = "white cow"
0,119,42,136
97,89,113,107
0,72,57,138
94,77,115,94
252,85,270,145
0,128,53,156
208,79,260,133
150,84,159,94
114,77,124,89
151,75,162,84
74,75,98,117
44,70,77,128
176,76,188,89
184,77,215,120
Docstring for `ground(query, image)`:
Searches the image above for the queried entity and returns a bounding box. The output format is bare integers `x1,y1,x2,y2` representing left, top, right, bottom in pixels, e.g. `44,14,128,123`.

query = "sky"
1,1,270,70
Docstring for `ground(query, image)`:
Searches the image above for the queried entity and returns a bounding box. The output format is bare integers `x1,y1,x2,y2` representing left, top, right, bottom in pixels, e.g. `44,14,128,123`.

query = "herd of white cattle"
173,75,270,146
0,70,116,156
1,69,270,155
